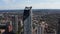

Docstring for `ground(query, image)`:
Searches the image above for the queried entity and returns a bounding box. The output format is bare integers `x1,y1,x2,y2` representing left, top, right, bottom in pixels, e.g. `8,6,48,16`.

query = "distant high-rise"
23,6,32,34
57,18,60,34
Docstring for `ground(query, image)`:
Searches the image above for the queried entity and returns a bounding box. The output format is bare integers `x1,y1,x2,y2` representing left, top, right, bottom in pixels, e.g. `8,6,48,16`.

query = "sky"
0,0,60,10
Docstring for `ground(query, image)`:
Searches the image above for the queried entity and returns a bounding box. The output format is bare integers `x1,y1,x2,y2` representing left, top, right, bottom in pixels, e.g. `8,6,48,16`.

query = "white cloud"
0,3,60,10
0,4,25,10
1,3,60,10
2,0,16,4
31,3,60,9
39,0,60,3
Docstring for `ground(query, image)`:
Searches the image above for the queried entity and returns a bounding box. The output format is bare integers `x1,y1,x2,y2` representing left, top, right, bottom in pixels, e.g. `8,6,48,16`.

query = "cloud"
0,4,25,10
1,3,60,10
40,0,60,3
0,0,60,9
31,3,60,9
2,0,16,4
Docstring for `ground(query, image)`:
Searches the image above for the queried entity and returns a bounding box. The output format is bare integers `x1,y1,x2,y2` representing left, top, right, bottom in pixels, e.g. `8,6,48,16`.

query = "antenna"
26,0,31,7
